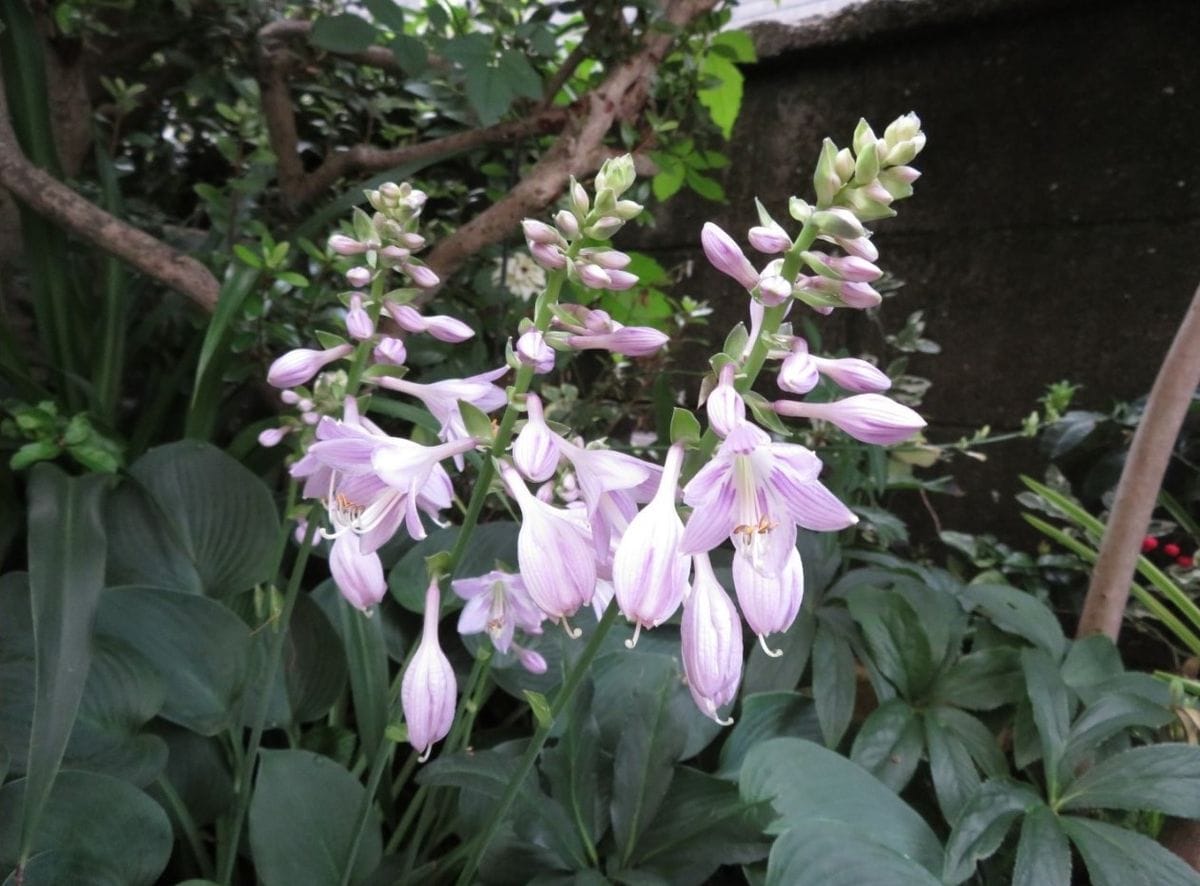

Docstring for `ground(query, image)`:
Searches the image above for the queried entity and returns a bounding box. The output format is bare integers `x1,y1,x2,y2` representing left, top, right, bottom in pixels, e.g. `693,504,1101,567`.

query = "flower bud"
758,275,792,307
579,248,631,270
576,262,612,289
374,336,407,366
706,364,745,437
345,294,374,340
748,222,792,254
569,177,589,217
401,579,457,761
733,547,804,656
267,344,353,388
568,325,668,357
397,232,426,250
553,210,580,240
523,219,562,245
404,263,440,289
829,255,882,283
812,356,891,393
280,390,301,405
379,245,410,264
516,329,555,374
258,426,290,447
530,242,567,270
514,643,548,675
346,266,372,288
330,534,388,613
595,153,637,197
682,554,744,724
701,223,759,290
328,234,368,255
614,199,644,220
810,207,866,240
839,281,882,309
778,339,819,394
583,216,623,240
513,394,560,482
883,112,922,147
834,147,856,183
603,269,639,291
774,393,925,444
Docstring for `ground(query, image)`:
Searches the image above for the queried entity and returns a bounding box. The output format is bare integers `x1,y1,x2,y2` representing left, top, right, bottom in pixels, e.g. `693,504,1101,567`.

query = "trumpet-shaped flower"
329,533,387,612
681,423,856,576
377,367,507,461
732,547,804,656
267,344,353,389
512,394,560,482
386,302,474,343
402,579,456,761
682,553,744,723
452,570,545,654
701,222,759,290
499,461,596,626
613,444,690,643
774,393,924,445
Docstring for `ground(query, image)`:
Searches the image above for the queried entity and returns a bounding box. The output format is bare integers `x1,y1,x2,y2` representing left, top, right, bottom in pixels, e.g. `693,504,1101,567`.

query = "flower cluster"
264,117,928,759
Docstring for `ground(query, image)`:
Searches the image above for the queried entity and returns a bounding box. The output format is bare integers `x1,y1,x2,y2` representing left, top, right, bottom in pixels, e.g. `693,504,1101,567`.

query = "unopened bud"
583,216,623,240
553,210,580,240
329,234,367,256
346,266,372,288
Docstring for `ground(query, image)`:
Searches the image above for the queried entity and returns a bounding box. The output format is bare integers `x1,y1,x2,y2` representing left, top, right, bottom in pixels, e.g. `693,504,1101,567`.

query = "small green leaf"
697,53,743,140
310,14,379,54
849,699,922,792
523,690,553,729
1059,744,1200,817
942,779,1041,885
961,584,1065,659
669,408,701,446
925,712,982,825
1012,805,1070,886
812,619,856,748
458,400,495,443
1062,816,1200,886
232,244,262,268
1021,647,1070,799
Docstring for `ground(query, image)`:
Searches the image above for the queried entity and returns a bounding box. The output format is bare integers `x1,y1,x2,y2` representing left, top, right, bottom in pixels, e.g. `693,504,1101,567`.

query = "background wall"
633,0,1200,542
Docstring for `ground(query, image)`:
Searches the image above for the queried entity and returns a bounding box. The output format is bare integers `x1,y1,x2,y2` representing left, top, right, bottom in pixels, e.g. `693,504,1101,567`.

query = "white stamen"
758,634,783,658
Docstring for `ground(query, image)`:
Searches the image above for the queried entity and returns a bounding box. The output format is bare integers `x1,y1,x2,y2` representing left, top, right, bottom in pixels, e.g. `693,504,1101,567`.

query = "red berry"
1178,556,1195,569
1164,543,1181,558
1142,536,1159,553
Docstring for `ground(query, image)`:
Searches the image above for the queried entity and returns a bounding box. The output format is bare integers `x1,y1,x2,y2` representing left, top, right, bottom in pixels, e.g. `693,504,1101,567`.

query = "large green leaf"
846,586,935,699
1062,816,1200,886
942,779,1041,884
314,581,389,760
697,52,744,141
1021,647,1071,796
811,616,856,747
766,820,941,886
718,692,821,777
248,749,382,886
1059,744,1200,817
633,768,770,883
95,586,251,735
743,607,814,695
1012,805,1070,886
19,465,110,864
0,770,172,885
1062,693,1173,772
931,647,1023,711
105,441,280,596
541,681,608,856
849,699,923,792
739,738,942,875
961,585,1065,659
148,724,234,829
925,711,982,825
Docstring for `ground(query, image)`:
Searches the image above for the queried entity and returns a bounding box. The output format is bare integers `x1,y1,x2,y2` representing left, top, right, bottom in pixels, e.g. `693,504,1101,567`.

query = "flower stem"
337,742,392,886
452,600,620,886
217,514,319,885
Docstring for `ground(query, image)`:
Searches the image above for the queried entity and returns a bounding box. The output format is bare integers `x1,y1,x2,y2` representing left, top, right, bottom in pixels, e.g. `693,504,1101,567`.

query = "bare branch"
423,0,717,281
0,70,220,311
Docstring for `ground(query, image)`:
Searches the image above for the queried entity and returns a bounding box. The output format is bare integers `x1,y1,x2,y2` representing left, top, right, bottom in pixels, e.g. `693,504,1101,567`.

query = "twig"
0,70,220,311
1076,281,1200,640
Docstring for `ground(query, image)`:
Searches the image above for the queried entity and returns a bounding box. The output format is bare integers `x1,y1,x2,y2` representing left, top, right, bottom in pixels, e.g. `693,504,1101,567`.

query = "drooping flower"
732,546,804,656
386,302,474,343
516,329,555,374
376,367,508,460
565,324,668,357
706,363,745,437
774,393,925,445
701,222,759,290
267,344,353,389
512,394,560,482
811,355,891,393
682,553,744,723
613,444,690,645
778,339,820,395
402,579,456,761
329,533,387,613
452,569,545,654
681,423,856,576
499,460,596,629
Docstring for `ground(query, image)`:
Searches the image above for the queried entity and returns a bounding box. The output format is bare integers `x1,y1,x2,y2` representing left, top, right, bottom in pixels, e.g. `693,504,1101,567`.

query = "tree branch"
0,70,220,311
1076,281,1200,640
423,0,717,282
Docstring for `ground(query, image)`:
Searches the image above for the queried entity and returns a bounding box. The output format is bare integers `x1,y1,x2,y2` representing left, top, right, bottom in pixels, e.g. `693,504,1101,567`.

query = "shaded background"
633,0,1200,542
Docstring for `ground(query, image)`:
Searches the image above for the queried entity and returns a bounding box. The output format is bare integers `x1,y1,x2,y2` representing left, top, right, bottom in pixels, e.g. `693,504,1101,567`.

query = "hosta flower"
329,533,387,613
706,363,745,437
386,302,474,343
683,553,744,723
733,546,804,656
452,569,544,654
512,394,560,482
402,579,456,761
516,329,555,374
499,461,596,629
613,444,690,644
377,367,507,461
681,423,856,576
774,393,924,445
811,355,891,393
778,339,820,395
267,344,353,389
346,294,374,340
373,336,407,366
748,221,792,255
701,222,759,290
566,325,668,357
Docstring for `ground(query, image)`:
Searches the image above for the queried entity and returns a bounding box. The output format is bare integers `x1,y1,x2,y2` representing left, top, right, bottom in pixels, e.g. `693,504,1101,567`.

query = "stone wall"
631,0,1200,541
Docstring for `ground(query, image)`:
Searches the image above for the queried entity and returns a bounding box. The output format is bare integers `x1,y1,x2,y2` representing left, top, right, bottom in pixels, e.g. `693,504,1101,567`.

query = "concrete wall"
633,0,1200,540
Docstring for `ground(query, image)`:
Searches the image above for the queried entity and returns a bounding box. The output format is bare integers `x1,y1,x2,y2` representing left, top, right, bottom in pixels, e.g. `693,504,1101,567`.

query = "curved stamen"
758,634,783,658
560,616,582,639
624,622,643,650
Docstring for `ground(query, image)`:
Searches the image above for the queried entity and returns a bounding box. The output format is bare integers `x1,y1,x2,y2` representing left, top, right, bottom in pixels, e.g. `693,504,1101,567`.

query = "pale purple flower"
376,367,508,459
522,219,563,245
379,245,410,264
405,262,440,288
553,210,580,240
567,325,668,357
681,423,857,576
701,222,760,290
516,329,555,374
839,280,882,309
267,344,353,388
402,579,456,761
346,266,372,288
499,461,596,628
557,441,659,571
452,570,545,654
373,336,407,366
346,294,374,340
512,393,560,482
778,339,820,395
820,233,879,262
602,269,639,290
513,643,548,675
706,363,745,437
812,356,891,393
329,234,368,255
579,248,631,270
576,262,612,289
613,444,690,644
774,393,925,444
386,303,474,343
748,222,792,255
757,273,792,307
683,553,744,723
530,242,567,270
733,546,804,656
329,533,387,613
258,426,290,447
280,390,301,405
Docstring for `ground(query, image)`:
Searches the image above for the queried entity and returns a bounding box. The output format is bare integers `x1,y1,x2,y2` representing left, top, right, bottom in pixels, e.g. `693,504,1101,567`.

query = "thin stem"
337,743,393,886
217,515,319,886
157,774,215,880
453,601,620,886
